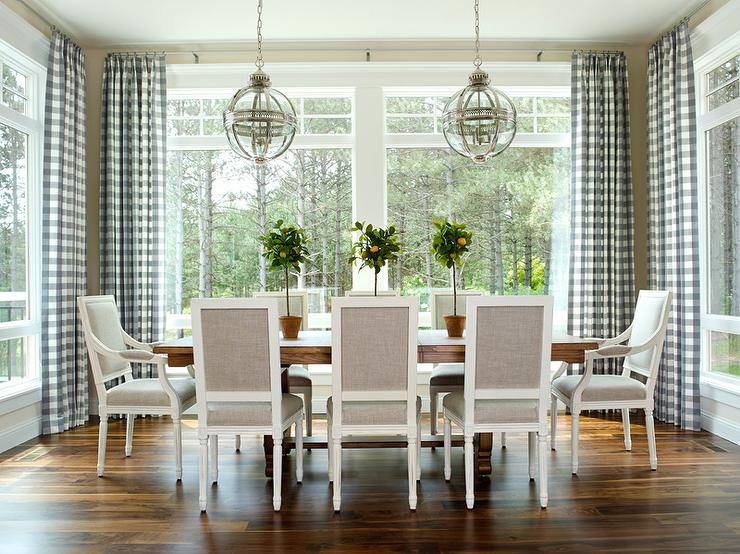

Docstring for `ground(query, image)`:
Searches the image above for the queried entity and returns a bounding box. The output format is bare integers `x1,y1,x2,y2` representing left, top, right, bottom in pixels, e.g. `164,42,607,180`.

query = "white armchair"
78,295,196,480
551,290,672,474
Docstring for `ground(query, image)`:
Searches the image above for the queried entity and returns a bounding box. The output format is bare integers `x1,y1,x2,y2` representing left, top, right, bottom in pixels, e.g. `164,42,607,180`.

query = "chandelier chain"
255,0,264,69
473,0,481,68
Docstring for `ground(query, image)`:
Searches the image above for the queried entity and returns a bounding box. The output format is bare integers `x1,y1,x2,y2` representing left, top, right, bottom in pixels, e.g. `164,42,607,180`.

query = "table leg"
476,432,493,476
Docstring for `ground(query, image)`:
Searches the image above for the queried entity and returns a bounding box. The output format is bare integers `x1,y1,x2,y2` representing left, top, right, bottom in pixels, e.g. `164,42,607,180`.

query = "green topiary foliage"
348,221,403,296
431,217,473,316
258,220,309,316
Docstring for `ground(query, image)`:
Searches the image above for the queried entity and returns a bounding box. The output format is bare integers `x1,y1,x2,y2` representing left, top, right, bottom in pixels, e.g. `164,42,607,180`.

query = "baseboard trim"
0,415,42,454
701,410,740,445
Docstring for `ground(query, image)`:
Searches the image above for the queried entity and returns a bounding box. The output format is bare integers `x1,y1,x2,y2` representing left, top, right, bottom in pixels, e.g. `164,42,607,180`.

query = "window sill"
701,374,740,406
0,378,41,416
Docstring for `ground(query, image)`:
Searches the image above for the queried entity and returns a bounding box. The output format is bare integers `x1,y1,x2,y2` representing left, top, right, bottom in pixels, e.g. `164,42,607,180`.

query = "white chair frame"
191,298,304,512
550,290,672,474
78,295,195,480
253,290,312,438
443,295,553,509
328,296,420,511
428,289,483,436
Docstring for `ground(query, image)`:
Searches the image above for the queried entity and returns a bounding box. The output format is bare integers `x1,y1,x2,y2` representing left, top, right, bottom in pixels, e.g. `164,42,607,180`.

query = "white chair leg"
645,408,657,470
305,389,313,437
538,432,548,508
235,435,241,452
295,416,304,483
209,435,218,484
622,408,632,451
571,410,580,474
125,414,134,457
416,412,422,481
198,437,208,512
332,438,342,512
550,395,558,450
500,432,507,449
97,415,108,477
327,412,333,482
443,417,452,481
528,431,536,481
464,434,474,509
273,437,283,511
173,418,183,481
408,436,418,510
430,390,438,435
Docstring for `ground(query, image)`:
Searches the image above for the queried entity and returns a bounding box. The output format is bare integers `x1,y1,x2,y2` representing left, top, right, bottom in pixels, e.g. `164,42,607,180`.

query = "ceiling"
27,0,703,47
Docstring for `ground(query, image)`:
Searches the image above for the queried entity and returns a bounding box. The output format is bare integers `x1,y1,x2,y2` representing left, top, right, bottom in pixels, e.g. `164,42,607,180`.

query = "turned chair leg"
125,414,134,457
622,408,632,451
235,435,241,452
273,437,283,511
97,414,108,477
198,437,208,512
173,418,183,481
464,433,474,509
645,408,658,470
500,432,507,449
209,435,218,484
550,395,558,451
528,431,536,481
443,417,452,481
332,437,342,512
304,389,313,437
571,410,580,474
430,390,438,435
295,416,304,483
408,435,418,510
538,432,549,508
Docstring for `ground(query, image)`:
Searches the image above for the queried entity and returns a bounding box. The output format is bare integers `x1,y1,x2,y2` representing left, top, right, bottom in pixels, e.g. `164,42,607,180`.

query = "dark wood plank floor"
1,413,739,553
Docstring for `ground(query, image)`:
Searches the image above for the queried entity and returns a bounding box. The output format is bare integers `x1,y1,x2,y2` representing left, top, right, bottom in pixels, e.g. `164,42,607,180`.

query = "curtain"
41,31,88,433
568,51,635,374
99,53,166,378
647,22,701,431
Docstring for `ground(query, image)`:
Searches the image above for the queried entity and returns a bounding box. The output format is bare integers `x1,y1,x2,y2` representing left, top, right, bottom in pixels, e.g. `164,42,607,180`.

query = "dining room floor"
1,413,739,553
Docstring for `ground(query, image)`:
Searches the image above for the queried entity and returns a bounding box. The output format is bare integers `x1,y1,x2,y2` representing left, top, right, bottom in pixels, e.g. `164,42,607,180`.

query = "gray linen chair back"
430,290,483,330
464,296,553,427
79,295,129,379
253,291,308,330
191,298,282,429
623,290,671,378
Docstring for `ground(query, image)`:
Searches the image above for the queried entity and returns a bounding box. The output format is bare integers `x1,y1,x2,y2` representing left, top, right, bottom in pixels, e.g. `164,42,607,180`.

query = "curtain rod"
16,0,55,29
658,0,712,37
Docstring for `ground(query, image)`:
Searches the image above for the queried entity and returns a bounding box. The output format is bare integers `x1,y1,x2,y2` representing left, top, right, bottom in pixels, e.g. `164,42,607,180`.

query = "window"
165,91,353,332
698,45,740,384
384,88,571,328
0,41,43,390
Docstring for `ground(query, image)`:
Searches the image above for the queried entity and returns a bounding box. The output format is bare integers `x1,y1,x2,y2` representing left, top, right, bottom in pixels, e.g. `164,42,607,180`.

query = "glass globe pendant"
442,0,517,164
223,0,297,164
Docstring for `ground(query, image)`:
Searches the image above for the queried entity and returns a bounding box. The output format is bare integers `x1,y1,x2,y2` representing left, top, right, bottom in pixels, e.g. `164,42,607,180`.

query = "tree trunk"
395,211,405,290
296,155,307,290
524,232,533,290
9,143,20,291
198,152,213,298
333,180,342,297
424,196,433,289
511,236,519,293
173,152,184,314
256,165,268,291
493,208,504,294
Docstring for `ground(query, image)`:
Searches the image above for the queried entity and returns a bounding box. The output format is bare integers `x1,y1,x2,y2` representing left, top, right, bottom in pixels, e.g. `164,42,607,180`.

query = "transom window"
1,57,28,115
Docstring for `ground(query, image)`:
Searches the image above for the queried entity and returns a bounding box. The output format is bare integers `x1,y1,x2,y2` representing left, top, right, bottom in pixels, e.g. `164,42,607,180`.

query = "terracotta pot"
279,316,302,339
443,315,466,338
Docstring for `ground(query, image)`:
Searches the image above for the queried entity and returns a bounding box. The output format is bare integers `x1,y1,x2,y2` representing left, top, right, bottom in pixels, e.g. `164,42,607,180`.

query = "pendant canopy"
223,0,296,164
442,0,517,164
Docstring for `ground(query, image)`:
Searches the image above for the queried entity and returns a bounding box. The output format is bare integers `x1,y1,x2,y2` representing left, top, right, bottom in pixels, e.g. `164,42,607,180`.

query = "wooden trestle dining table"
154,330,598,478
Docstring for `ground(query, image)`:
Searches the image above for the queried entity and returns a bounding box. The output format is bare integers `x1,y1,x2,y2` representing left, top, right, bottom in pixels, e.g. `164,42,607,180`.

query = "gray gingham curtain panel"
99,53,166,377
41,31,88,433
647,22,701,431
568,51,635,374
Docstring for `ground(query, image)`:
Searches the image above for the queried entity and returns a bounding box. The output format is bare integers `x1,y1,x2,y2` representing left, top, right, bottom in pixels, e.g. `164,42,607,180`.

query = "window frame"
695,32,740,392
0,37,45,394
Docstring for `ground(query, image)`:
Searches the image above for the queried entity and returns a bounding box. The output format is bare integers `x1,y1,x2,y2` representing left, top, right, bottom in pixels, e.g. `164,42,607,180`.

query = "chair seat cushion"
552,374,646,402
287,365,312,387
430,364,464,387
442,391,539,424
106,377,196,408
327,396,421,426
207,393,303,427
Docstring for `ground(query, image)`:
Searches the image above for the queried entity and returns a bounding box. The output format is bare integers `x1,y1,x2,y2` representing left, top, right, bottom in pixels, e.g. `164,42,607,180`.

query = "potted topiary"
349,221,402,296
431,217,473,337
258,220,310,339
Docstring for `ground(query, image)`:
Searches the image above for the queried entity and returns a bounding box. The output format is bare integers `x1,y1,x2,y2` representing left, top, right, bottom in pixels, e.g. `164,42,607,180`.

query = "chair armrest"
116,349,159,363
551,361,568,380
121,330,155,352
581,325,633,348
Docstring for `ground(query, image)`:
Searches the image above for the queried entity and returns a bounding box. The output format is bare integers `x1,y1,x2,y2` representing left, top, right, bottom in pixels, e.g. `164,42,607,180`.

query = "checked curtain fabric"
568,51,635,374
41,31,88,433
647,22,701,431
99,53,167,377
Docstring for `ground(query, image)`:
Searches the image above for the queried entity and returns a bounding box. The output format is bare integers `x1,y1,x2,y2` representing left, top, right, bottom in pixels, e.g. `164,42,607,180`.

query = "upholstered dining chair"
428,289,482,435
327,296,420,511
443,295,553,509
344,290,400,296
78,295,196,480
191,298,304,512
253,290,313,438
551,290,671,474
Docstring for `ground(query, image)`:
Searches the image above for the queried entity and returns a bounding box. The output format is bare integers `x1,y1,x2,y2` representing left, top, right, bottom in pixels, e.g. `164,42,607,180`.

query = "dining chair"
327,296,420,511
78,295,196,480
551,290,671,474
191,298,304,512
443,295,553,509
428,289,482,435
344,290,400,296
253,290,313,438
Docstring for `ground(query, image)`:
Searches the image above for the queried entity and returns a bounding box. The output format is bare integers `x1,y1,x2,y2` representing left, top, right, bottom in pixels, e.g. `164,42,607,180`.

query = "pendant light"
223,0,297,164
442,0,517,164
